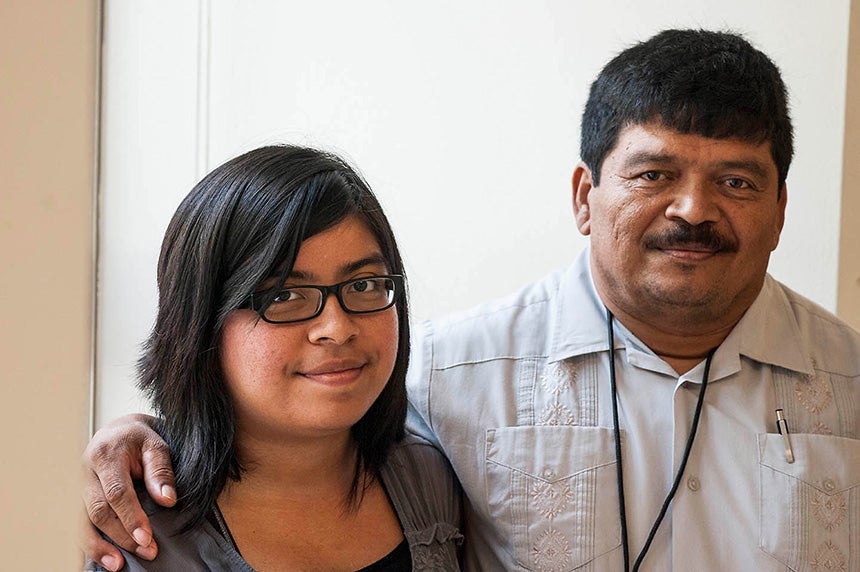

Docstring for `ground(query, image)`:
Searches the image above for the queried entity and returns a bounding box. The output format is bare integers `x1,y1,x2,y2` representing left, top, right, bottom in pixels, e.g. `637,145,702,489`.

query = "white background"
96,0,852,426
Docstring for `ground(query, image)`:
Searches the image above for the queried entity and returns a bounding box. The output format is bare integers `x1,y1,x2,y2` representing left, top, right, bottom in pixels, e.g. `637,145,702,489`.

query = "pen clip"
775,408,795,464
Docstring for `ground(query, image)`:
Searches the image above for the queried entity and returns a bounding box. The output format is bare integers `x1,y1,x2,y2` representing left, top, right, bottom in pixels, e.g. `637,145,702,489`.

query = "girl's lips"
299,360,366,386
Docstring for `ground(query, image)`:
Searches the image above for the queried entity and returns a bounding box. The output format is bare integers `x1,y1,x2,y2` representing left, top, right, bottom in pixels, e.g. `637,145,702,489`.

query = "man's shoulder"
774,278,860,376
417,267,568,368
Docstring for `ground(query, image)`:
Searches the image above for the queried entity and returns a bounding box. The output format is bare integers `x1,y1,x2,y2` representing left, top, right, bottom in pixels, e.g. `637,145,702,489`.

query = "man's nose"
664,180,721,226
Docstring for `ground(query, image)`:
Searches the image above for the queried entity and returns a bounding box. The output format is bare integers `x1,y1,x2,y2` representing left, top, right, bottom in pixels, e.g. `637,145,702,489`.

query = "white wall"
97,0,852,425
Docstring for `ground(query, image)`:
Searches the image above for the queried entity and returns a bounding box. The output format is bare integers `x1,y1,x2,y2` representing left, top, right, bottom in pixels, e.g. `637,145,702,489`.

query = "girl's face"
219,215,399,443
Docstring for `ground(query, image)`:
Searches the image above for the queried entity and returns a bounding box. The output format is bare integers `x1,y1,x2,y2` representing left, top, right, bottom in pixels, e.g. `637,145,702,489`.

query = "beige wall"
839,1,860,330
0,0,97,566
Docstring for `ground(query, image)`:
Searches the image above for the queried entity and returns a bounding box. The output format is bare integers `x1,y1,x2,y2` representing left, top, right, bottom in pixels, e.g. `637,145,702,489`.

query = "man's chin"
642,282,720,310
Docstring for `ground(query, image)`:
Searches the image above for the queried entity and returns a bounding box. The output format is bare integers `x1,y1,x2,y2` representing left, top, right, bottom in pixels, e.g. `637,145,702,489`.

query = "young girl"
86,146,462,571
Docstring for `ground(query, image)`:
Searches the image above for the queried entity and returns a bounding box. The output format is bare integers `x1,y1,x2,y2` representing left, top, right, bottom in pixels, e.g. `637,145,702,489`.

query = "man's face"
572,122,787,330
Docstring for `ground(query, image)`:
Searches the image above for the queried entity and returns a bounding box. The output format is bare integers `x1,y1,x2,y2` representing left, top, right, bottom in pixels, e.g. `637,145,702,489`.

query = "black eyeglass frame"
245,274,404,324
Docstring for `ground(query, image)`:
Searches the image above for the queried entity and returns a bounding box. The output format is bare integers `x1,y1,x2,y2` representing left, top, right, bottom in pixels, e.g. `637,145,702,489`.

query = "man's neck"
607,302,737,375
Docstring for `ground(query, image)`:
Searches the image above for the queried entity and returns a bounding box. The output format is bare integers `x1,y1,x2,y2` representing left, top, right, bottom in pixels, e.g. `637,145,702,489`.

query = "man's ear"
572,162,595,236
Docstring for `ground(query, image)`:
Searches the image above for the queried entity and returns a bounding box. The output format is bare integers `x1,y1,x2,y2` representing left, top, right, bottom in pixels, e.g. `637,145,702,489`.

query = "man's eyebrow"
287,254,388,282
619,151,678,169
715,159,770,180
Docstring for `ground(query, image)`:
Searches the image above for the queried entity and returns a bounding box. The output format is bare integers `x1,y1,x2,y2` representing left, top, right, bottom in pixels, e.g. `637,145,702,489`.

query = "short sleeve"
381,437,463,570
405,319,444,450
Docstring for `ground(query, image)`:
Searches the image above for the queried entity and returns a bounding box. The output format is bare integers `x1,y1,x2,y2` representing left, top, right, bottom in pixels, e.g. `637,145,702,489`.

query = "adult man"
84,29,859,570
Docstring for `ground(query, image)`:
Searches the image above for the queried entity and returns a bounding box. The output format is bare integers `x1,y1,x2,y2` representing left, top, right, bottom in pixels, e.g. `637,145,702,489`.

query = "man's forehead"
624,118,771,143
614,121,774,155
603,122,779,180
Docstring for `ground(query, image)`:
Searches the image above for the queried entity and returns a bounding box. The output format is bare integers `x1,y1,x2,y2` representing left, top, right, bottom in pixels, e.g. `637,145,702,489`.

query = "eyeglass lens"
264,276,396,323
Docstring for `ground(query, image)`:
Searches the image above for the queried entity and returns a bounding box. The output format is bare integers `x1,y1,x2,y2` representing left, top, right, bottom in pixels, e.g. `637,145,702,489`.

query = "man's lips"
657,243,720,260
660,248,717,262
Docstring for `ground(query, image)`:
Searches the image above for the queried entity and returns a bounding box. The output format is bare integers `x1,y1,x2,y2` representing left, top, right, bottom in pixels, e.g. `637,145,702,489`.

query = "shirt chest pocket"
485,426,622,571
758,433,860,571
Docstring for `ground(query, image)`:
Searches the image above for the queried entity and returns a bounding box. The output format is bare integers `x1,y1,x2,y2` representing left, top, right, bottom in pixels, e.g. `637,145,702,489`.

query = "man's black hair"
581,29,793,189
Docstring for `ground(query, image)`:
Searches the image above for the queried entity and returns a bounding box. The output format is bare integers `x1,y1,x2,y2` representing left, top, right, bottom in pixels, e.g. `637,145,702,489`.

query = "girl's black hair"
138,145,409,531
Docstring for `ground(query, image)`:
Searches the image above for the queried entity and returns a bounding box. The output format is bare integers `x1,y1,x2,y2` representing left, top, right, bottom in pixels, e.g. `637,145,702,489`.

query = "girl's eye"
273,289,307,303
348,279,380,294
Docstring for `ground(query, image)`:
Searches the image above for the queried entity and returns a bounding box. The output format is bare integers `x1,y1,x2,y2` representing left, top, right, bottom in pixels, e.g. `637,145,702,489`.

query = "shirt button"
823,478,836,493
687,476,700,492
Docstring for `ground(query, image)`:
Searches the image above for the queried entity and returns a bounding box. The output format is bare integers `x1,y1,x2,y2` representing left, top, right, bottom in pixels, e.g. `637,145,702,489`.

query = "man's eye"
724,178,751,189
640,171,664,181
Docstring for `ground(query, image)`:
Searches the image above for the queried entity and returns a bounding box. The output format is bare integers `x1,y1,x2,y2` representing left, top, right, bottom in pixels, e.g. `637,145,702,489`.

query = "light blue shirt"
407,247,860,571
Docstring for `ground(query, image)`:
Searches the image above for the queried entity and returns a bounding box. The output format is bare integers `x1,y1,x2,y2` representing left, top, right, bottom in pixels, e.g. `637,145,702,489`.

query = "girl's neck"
214,429,403,572
222,429,359,503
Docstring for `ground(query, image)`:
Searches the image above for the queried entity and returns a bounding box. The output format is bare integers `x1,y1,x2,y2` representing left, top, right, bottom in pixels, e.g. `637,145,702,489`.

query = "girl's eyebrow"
288,253,388,282
339,253,389,276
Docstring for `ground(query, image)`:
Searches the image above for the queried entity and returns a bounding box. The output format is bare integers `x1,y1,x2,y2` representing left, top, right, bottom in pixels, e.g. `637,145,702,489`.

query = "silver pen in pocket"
775,408,795,464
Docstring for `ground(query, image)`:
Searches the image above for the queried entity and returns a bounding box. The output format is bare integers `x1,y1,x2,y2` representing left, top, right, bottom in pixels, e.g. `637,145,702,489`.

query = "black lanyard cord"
606,308,716,572
606,307,630,570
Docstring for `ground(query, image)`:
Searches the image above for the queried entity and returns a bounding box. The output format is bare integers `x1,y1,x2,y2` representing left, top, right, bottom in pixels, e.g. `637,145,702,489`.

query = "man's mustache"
643,222,738,253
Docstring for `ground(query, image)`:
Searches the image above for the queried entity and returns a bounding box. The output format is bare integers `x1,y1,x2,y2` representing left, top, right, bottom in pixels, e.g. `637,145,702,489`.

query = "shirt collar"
549,246,610,362
726,274,814,375
549,247,814,376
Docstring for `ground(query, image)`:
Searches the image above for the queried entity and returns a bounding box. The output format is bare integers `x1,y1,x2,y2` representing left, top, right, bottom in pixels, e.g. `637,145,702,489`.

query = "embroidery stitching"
809,540,847,571
531,479,574,520
810,421,834,435
794,373,832,414
540,363,576,396
532,528,572,572
537,401,575,426
811,491,848,531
